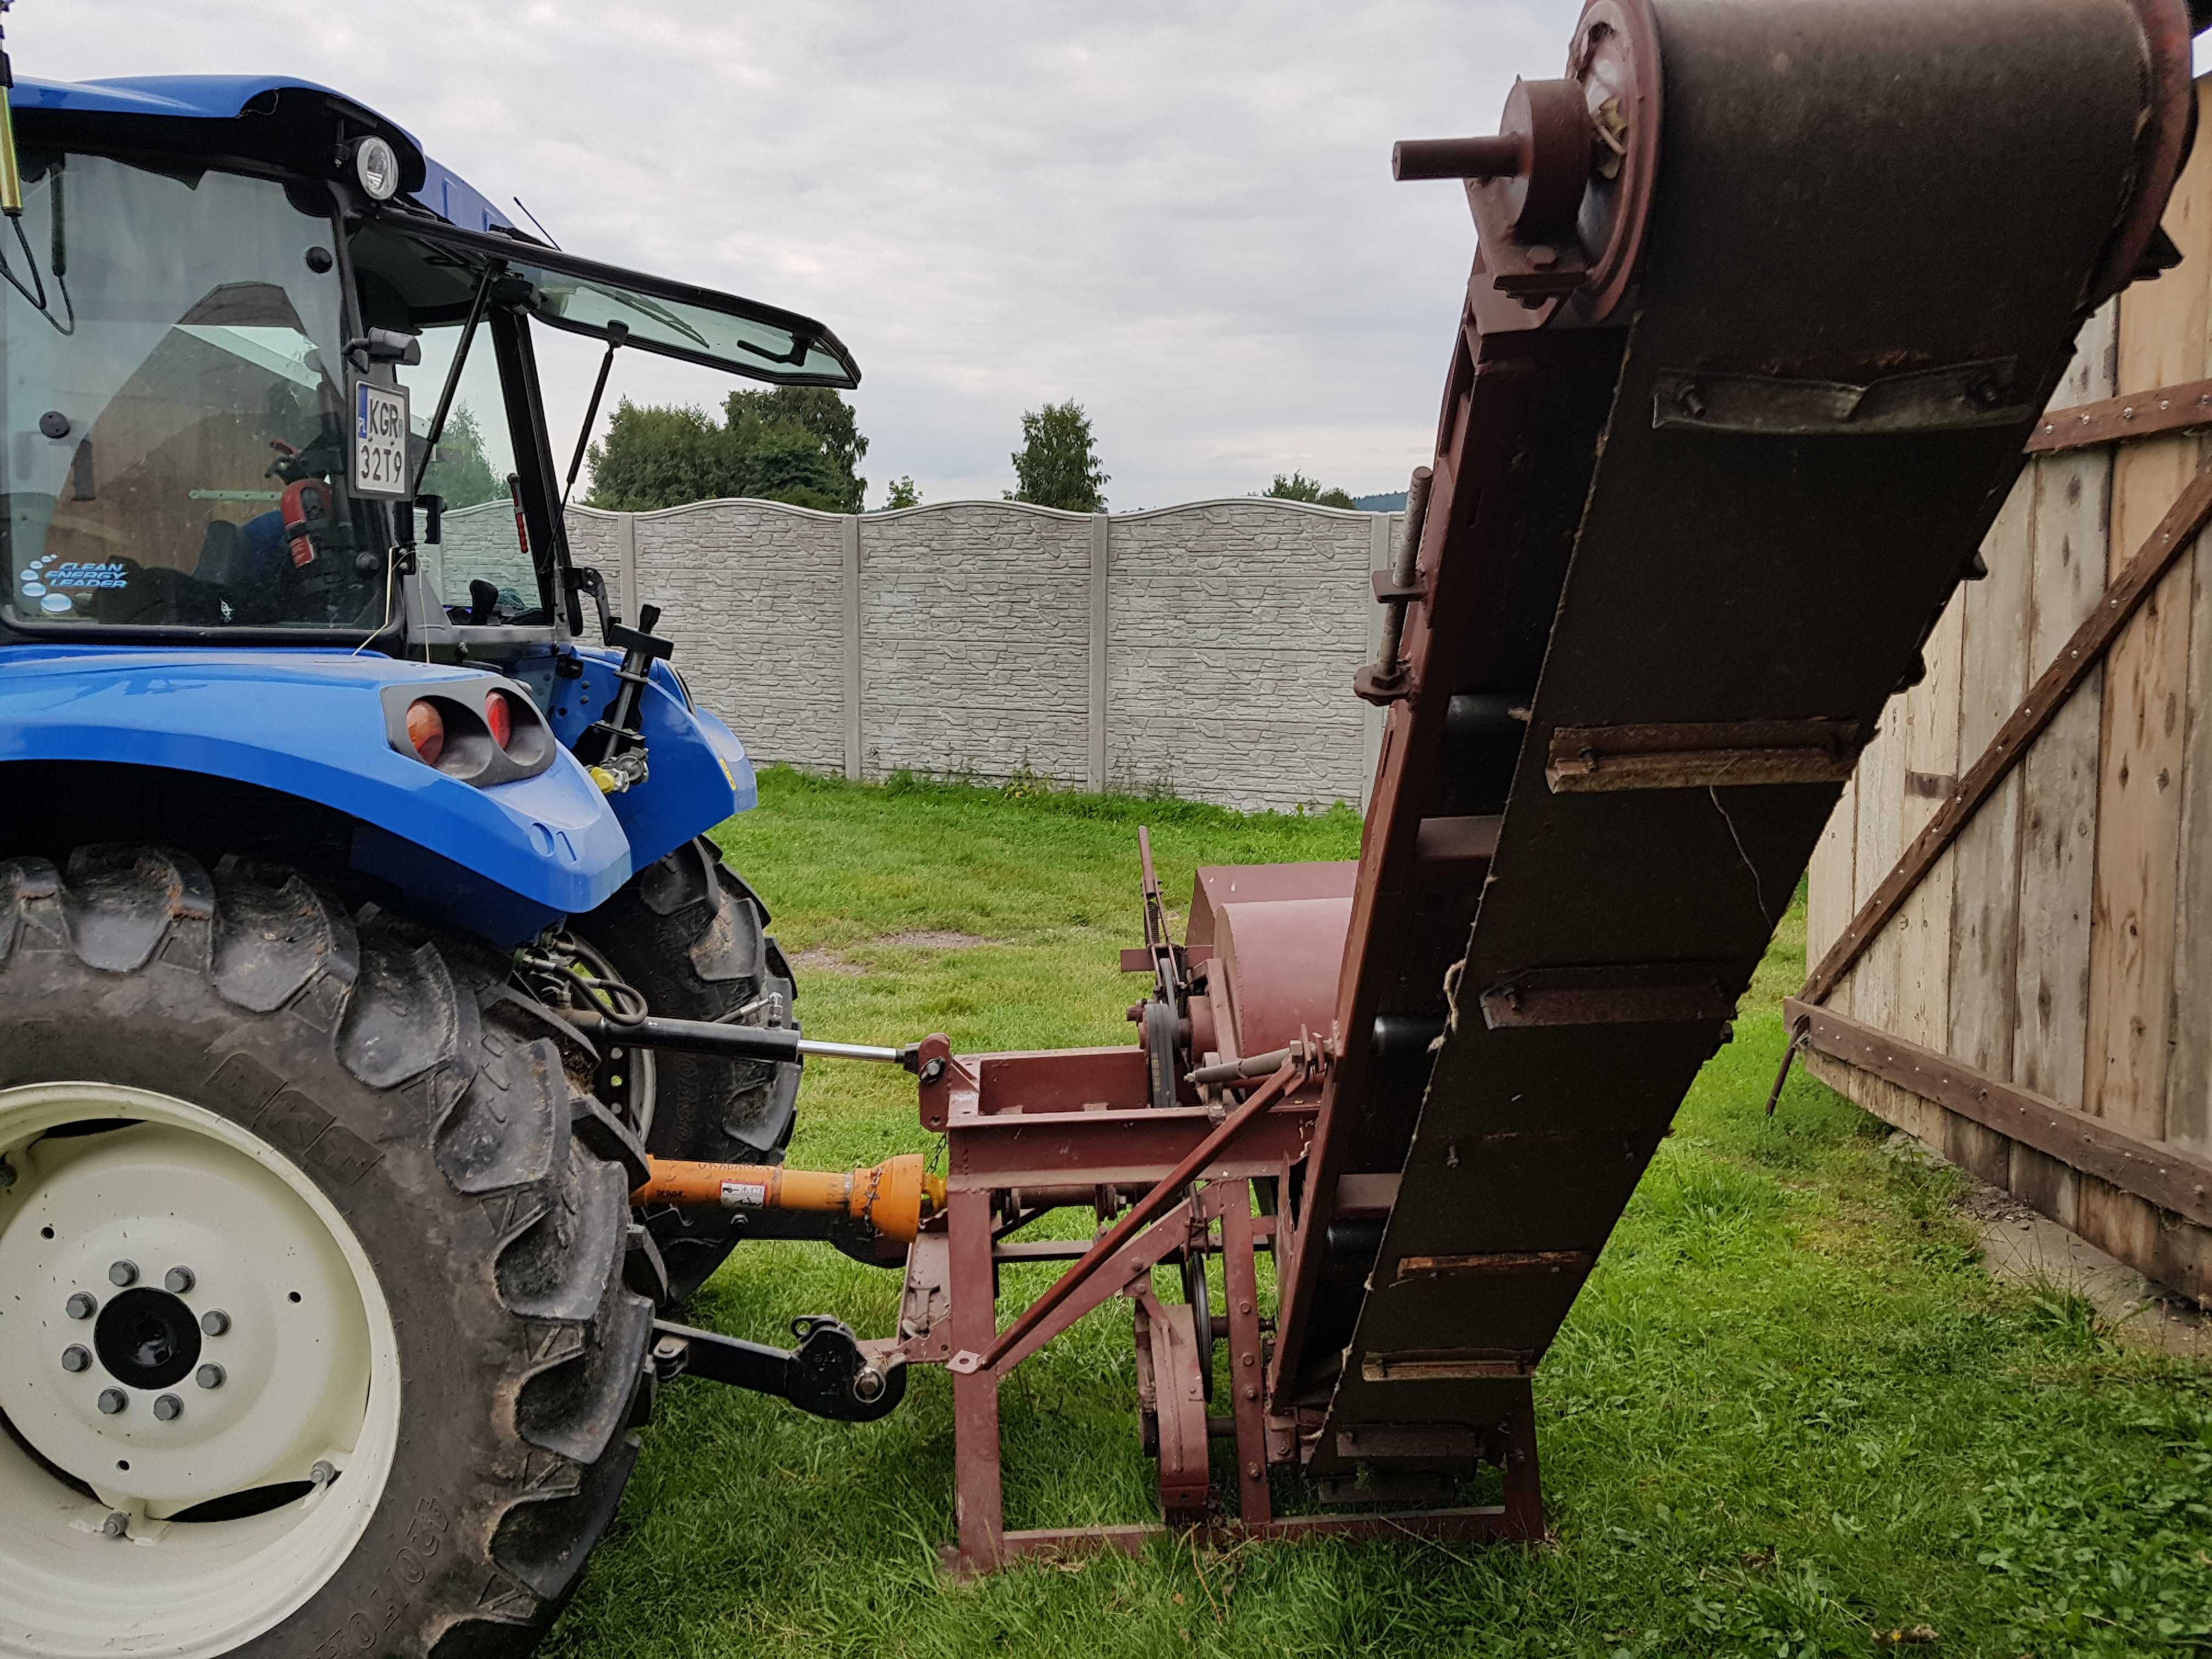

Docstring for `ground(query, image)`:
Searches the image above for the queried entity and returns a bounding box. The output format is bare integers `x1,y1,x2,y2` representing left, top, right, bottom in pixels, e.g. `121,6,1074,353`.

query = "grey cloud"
22,0,1585,507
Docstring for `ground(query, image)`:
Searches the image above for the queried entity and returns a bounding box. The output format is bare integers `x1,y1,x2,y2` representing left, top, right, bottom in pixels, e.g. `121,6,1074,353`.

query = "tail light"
405,699,445,765
483,690,515,751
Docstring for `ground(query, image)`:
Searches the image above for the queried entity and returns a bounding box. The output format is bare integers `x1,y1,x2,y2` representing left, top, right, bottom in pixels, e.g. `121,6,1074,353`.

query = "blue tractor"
0,65,857,1657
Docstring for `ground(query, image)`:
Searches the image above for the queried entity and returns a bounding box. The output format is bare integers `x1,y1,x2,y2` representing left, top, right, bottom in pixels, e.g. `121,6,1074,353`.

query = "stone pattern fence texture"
436,496,1407,811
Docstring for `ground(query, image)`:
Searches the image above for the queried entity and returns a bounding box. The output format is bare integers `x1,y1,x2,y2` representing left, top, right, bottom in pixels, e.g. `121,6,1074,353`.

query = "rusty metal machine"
623,0,2197,1576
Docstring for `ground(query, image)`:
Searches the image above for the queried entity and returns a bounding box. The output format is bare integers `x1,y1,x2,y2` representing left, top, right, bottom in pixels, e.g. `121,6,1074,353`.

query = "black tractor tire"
0,847,653,1658
571,836,799,1305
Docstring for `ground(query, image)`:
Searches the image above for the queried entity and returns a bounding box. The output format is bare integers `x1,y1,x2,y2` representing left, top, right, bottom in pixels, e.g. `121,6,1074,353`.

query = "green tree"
583,391,868,513
1005,400,1108,512
418,403,500,507
1263,470,1356,510
883,476,921,510
725,386,868,513
584,402,736,511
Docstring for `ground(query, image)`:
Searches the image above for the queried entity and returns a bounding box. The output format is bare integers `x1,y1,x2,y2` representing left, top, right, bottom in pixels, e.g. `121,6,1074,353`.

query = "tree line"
427,390,1369,516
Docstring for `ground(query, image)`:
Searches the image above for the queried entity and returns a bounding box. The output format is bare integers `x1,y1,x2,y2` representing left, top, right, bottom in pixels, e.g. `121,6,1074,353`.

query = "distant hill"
1351,490,1408,513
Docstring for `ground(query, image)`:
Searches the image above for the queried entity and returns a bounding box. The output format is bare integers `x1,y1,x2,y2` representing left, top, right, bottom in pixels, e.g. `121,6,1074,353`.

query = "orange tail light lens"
484,690,515,751
405,699,446,765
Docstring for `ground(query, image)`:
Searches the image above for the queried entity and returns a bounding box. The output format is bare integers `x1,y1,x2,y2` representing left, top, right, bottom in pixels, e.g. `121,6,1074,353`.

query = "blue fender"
0,645,632,943
510,646,753,871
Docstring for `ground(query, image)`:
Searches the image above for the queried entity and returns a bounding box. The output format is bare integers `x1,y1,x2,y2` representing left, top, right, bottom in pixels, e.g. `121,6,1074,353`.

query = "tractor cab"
1,76,859,945
3,77,854,652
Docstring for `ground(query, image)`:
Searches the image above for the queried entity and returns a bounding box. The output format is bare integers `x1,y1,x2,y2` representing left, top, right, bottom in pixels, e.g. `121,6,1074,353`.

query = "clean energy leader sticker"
352,380,410,500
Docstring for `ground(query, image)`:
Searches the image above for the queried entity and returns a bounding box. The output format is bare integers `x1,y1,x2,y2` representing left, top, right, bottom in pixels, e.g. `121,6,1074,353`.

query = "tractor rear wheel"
0,848,651,1658
570,837,799,1305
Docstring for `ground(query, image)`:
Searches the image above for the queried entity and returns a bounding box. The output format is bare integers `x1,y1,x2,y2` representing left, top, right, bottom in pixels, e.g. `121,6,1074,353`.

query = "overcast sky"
19,0,1600,510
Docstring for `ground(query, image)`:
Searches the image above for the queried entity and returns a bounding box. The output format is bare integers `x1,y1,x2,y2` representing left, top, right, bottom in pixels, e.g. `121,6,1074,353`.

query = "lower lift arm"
578,1005,944,1423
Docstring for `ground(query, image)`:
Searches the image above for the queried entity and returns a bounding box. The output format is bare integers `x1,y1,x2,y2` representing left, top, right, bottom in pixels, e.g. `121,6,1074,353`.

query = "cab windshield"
2,150,388,632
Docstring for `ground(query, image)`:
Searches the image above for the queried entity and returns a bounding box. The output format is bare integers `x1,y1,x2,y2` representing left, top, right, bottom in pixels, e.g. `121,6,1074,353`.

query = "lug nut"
108,1261,138,1288
101,1511,128,1539
60,1345,91,1373
195,1364,225,1390
65,1293,97,1321
309,1460,337,1487
153,1395,183,1421
200,1310,230,1336
97,1389,126,1415
164,1266,195,1294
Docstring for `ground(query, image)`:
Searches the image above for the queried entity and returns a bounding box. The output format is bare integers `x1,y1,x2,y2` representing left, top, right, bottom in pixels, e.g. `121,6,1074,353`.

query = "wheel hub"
93,1286,202,1390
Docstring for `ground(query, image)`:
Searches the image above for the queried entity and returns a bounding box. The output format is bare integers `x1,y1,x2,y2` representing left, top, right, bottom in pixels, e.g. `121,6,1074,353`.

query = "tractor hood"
0,645,631,939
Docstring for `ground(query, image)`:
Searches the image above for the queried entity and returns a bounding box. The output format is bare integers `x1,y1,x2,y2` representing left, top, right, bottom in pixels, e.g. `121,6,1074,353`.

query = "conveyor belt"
1265,0,2196,1469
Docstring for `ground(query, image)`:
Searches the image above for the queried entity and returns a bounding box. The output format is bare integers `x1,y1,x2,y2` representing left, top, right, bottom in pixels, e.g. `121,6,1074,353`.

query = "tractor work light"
405,699,444,765
352,135,400,201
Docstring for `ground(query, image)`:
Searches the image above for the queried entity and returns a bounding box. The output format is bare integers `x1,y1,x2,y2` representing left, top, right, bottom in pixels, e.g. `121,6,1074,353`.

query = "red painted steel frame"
893,1041,1545,1572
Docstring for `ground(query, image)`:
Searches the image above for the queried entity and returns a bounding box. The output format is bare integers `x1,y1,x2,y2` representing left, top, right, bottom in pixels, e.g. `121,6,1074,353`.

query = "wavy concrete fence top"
436,495,1406,811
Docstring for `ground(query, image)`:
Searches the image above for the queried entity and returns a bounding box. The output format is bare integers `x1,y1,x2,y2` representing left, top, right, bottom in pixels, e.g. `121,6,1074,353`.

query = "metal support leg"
947,1188,1003,1571
1500,1378,1545,1539
1216,1180,1274,1526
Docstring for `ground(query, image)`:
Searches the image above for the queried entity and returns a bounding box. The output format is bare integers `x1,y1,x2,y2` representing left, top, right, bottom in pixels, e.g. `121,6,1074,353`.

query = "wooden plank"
1789,1000,2212,1229
2026,374,2212,454
1896,595,1963,1060
1807,775,1857,1017
1849,692,1906,1033
2012,301,2117,1215
2084,100,2212,1147
1948,477,2034,1082
2171,494,2212,1158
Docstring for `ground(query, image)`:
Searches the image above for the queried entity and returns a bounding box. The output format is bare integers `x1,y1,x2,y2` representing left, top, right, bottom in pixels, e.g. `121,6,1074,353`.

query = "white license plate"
352,380,411,499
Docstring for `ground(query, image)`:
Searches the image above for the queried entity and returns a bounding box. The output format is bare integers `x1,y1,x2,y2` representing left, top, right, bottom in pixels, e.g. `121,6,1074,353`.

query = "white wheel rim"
0,1082,401,1658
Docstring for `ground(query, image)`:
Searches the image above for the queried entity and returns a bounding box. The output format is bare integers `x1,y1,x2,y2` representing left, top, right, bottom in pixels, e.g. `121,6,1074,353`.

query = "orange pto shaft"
634,1153,946,1245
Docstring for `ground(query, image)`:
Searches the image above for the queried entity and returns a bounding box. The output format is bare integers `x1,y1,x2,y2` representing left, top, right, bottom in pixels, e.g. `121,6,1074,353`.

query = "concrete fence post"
1361,513,1397,812
842,514,864,782
1089,514,1110,794
616,512,639,623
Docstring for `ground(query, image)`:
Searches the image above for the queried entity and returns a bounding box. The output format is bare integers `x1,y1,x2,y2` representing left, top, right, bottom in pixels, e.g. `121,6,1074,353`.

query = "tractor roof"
14,74,513,234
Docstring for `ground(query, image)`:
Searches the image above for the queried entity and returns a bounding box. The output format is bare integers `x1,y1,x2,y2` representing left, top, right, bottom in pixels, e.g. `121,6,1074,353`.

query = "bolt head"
200,1309,230,1336
153,1394,183,1421
163,1266,195,1294
195,1364,225,1390
60,1345,91,1374
100,1511,128,1538
107,1260,138,1288
97,1389,126,1415
309,1460,337,1487
65,1292,97,1321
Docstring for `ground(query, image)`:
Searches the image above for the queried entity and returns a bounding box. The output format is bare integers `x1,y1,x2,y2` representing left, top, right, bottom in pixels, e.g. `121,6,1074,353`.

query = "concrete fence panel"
438,494,1403,811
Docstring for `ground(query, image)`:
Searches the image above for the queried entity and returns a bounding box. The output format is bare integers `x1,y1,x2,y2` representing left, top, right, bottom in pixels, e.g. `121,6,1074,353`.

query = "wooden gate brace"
1799,455,2212,1007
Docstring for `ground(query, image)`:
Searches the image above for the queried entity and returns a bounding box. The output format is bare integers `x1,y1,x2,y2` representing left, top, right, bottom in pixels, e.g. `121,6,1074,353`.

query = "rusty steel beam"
2027,375,2212,455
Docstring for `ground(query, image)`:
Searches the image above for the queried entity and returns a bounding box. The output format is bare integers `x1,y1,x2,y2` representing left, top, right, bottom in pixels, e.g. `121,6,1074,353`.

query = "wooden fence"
1796,78,2212,1309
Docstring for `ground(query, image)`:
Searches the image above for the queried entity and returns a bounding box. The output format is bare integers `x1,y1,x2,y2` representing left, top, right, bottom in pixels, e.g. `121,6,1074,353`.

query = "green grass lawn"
545,768,2212,1659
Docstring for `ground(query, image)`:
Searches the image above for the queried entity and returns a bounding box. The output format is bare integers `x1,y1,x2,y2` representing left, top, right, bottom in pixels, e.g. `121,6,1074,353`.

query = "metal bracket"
651,1314,906,1423
1479,963,1736,1029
